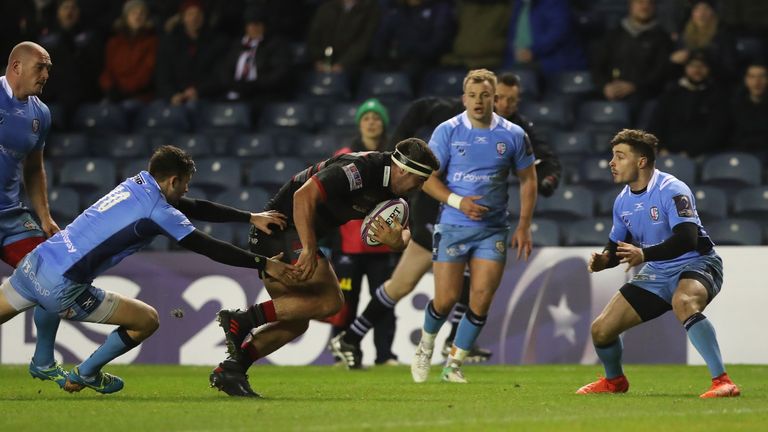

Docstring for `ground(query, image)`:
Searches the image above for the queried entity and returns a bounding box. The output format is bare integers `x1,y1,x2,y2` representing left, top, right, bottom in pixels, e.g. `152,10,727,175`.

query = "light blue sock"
454,309,486,351
423,301,447,335
684,313,725,378
595,337,624,379
78,327,139,377
31,307,60,367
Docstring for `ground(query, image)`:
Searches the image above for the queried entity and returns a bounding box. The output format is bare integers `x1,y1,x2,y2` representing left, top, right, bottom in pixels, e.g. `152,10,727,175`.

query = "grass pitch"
1,364,766,431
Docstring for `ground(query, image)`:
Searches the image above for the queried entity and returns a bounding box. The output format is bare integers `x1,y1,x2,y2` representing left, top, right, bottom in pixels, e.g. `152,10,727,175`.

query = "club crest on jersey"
495,240,506,255
24,220,38,230
650,206,659,221
496,142,506,155
32,118,40,133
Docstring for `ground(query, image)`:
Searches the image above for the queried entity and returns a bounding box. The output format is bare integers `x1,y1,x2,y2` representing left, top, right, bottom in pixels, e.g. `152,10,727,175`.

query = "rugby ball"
360,198,409,246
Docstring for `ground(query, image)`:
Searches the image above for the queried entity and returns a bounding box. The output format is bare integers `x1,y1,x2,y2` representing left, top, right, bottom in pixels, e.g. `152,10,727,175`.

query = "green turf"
1,364,765,431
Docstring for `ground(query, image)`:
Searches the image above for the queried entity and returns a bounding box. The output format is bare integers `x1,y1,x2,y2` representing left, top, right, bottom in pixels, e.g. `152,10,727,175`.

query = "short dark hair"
497,72,520,87
395,138,440,172
610,129,658,163
148,145,196,180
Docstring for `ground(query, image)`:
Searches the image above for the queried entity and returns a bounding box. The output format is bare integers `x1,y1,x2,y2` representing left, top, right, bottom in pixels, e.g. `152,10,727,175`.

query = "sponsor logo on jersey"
496,142,507,155
673,194,693,217
32,118,39,133
650,206,659,221
634,202,644,211
474,136,488,144
342,163,363,191
451,171,495,183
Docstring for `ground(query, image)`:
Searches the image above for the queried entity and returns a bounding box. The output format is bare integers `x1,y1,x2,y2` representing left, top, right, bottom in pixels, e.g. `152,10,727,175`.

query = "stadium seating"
500,68,539,99
700,152,762,187
535,185,594,221
577,156,614,188
357,71,413,103
229,133,276,159
578,100,631,128
732,186,768,220
215,187,271,212
530,218,561,247
551,70,595,96
192,157,242,194
170,134,214,158
519,98,572,129
196,222,236,244
691,185,728,222
73,103,128,134
95,134,150,159
185,186,209,200
734,36,765,64
47,103,66,130
297,133,342,162
549,131,593,156
563,218,613,246
58,158,117,193
301,71,351,101
323,102,360,135
46,133,89,158
259,102,314,132
706,219,762,246
595,187,622,217
657,154,696,186
48,186,80,223
134,101,190,133
196,102,251,131
419,69,465,97
247,157,307,189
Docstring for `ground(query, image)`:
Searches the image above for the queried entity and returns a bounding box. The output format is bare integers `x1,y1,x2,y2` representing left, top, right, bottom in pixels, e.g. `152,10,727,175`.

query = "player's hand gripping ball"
360,198,409,246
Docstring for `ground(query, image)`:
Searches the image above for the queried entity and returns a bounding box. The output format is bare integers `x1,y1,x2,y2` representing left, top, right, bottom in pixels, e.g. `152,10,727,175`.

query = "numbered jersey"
34,171,195,283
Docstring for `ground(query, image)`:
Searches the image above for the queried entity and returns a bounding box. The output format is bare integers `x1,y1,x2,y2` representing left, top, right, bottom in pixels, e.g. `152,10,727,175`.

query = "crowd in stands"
3,0,768,245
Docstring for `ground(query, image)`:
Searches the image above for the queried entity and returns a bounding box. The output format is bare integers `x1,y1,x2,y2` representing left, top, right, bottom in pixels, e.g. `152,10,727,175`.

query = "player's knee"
671,292,697,317
141,306,160,337
590,319,614,346
318,289,344,318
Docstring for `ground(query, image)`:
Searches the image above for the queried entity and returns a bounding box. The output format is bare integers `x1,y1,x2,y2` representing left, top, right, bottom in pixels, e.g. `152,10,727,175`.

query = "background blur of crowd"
3,0,768,246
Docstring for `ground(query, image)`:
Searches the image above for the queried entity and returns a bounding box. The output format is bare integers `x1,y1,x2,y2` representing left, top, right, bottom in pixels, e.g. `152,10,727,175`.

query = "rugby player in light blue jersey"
0,145,298,394
411,69,538,383
0,41,68,389
576,129,740,398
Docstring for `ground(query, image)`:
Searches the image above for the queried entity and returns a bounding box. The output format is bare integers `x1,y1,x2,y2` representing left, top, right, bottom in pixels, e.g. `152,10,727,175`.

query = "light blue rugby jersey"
33,171,195,284
0,76,51,212
609,169,714,269
429,111,535,227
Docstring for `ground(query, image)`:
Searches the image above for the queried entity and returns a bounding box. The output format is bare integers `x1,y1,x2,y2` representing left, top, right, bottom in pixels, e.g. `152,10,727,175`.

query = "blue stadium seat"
229,133,275,159
120,158,148,179
691,185,728,222
706,219,762,246
549,131,593,155
247,157,307,189
357,71,413,103
59,158,117,193
301,71,351,101
735,37,765,63
530,218,561,247
519,98,571,128
500,68,539,99
700,152,762,187
578,100,630,128
170,134,213,158
193,157,242,194
46,133,89,159
732,186,768,220
259,102,313,132
298,134,342,161
134,101,190,133
563,218,613,246
196,102,251,131
73,103,128,134
419,69,465,97
596,187,623,217
552,70,595,96
185,186,209,200
48,186,80,224
577,156,613,187
215,187,271,212
196,222,235,244
535,185,594,221
47,103,66,130
657,154,696,186
323,102,359,135
95,134,150,158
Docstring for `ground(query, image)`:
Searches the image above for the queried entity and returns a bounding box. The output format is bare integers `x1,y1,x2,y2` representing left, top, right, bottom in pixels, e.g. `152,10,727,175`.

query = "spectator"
99,0,158,104
38,0,103,128
669,0,737,80
441,0,510,70
307,0,381,78
729,62,768,156
592,0,672,121
372,0,455,86
502,0,587,78
648,49,729,157
155,0,227,105
215,6,292,114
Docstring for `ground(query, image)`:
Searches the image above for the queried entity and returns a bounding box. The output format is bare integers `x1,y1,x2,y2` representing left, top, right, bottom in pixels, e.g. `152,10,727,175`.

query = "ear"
638,156,648,169
11,60,22,76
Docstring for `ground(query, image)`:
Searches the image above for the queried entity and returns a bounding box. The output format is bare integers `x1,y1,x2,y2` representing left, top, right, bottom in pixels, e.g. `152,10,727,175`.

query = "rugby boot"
576,375,629,394
700,373,741,398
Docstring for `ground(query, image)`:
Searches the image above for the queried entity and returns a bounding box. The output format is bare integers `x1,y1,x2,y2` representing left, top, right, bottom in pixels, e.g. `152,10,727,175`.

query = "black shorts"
248,225,325,264
619,283,672,322
408,190,440,250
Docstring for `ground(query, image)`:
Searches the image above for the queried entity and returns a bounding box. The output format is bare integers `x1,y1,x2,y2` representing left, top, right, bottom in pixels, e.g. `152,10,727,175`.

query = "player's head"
6,42,52,99
390,138,439,196
462,69,497,125
495,72,521,119
149,145,196,204
355,98,389,149
609,129,658,184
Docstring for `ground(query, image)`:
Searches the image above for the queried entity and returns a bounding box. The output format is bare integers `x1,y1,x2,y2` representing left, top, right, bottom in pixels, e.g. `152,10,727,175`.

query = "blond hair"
463,69,497,93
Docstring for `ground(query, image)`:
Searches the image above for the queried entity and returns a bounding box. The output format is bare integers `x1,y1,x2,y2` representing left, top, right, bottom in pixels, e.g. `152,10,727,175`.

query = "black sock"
448,273,471,341
345,284,396,346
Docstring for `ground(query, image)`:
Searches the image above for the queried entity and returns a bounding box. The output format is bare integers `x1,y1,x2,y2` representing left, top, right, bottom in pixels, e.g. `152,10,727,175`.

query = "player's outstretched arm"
174,197,252,223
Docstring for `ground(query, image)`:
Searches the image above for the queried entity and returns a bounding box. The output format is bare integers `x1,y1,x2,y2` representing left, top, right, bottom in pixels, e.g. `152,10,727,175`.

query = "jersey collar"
0,76,13,99
459,111,500,129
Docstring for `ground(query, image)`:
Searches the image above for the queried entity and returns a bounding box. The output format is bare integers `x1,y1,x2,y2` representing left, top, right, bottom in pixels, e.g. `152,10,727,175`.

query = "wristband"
447,193,463,209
